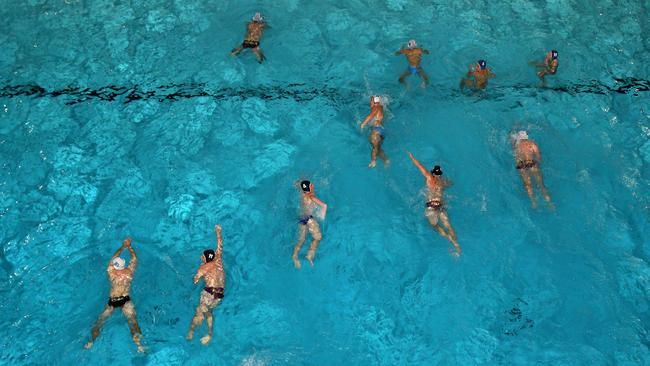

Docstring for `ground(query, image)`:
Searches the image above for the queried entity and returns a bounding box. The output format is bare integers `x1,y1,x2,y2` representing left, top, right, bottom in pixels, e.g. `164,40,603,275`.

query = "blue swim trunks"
372,126,385,137
409,65,418,75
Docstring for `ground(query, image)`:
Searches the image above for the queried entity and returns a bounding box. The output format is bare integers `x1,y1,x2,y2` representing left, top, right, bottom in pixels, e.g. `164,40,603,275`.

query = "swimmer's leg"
230,44,244,56
519,170,537,208
187,301,206,341
85,305,114,349
201,310,214,345
306,220,323,266
123,302,144,353
439,211,461,256
417,67,429,87
369,132,381,168
377,137,390,165
398,69,411,85
292,224,308,269
532,167,553,208
253,47,266,63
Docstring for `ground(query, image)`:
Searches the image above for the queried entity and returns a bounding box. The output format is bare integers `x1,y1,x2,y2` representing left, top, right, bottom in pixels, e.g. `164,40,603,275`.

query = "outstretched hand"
215,224,222,234
123,237,132,247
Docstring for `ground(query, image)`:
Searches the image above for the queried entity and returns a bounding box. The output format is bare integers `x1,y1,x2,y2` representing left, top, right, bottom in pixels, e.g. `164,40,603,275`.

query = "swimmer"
460,59,495,91
85,237,144,353
359,95,390,168
511,131,553,209
395,39,430,87
407,152,461,256
187,224,226,345
230,12,268,63
292,180,328,269
533,50,559,82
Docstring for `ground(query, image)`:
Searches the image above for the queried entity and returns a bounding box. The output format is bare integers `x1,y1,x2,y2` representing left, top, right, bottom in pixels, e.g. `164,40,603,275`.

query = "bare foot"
84,342,93,350
292,255,301,269
368,160,377,168
200,335,212,345
384,159,390,167
306,250,315,266
137,346,145,353
186,332,194,341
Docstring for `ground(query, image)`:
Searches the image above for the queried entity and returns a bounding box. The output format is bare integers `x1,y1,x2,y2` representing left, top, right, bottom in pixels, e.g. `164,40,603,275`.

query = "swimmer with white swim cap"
187,224,226,345
85,237,144,353
395,39,430,87
511,130,553,209
359,95,390,168
407,152,461,256
292,180,328,269
460,59,496,91
230,12,268,63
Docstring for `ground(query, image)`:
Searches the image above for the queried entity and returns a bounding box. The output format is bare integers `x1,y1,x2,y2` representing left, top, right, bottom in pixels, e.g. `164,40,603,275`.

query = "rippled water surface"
1,1,650,365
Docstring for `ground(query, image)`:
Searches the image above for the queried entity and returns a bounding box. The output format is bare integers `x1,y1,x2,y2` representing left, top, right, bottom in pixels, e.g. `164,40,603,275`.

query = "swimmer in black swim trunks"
511,130,553,209
85,237,144,352
187,224,226,345
292,180,328,269
230,12,267,63
408,152,461,256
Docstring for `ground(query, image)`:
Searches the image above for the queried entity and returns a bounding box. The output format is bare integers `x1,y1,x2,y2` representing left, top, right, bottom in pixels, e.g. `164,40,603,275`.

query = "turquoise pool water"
1,1,650,365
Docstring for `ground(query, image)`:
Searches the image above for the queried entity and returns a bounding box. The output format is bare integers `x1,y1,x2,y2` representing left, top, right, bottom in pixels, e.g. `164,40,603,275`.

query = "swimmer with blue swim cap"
395,39,430,88
230,12,268,63
359,95,390,168
85,237,144,353
533,49,559,82
511,130,553,209
407,152,461,256
460,58,496,91
292,180,328,269
187,224,226,345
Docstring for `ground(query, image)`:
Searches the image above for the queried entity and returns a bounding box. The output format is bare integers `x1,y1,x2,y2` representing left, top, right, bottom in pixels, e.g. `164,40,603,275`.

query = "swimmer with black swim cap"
230,12,268,63
359,95,390,168
534,49,559,82
187,224,226,345
511,130,553,209
395,39,430,88
407,153,461,256
460,59,495,91
292,179,328,269
85,237,144,353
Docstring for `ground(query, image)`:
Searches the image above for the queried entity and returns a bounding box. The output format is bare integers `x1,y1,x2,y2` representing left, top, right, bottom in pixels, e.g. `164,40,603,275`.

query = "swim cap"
112,257,126,270
252,12,263,22
551,50,558,59
203,249,216,262
372,96,381,104
430,165,443,176
300,180,311,192
478,60,487,70
407,39,417,49
516,130,529,141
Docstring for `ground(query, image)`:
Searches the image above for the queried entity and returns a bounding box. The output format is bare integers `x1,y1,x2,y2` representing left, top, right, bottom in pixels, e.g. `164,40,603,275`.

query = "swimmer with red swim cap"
395,39,430,88
187,224,226,345
85,237,144,353
292,180,328,269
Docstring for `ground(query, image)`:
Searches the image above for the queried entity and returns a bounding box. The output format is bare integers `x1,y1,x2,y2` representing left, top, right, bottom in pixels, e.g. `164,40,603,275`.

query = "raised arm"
125,238,137,271
214,224,223,258
108,238,128,269
407,152,430,178
422,49,430,55
395,48,405,56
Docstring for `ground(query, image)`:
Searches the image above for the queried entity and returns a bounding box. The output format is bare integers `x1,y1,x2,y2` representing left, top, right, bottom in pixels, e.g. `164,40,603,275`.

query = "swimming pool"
1,0,649,364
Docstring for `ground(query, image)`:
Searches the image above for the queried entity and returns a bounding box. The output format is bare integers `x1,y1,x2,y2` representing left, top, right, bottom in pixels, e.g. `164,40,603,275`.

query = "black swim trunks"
298,215,313,225
243,40,260,48
426,200,443,210
516,160,537,170
108,295,131,308
204,287,224,299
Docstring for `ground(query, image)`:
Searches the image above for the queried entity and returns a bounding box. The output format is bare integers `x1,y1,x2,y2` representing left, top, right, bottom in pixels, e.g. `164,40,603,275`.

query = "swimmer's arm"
360,111,376,128
126,240,137,271
214,224,223,258
422,49,430,55
193,268,203,285
407,152,429,178
107,238,129,269
395,48,405,56
312,196,328,219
